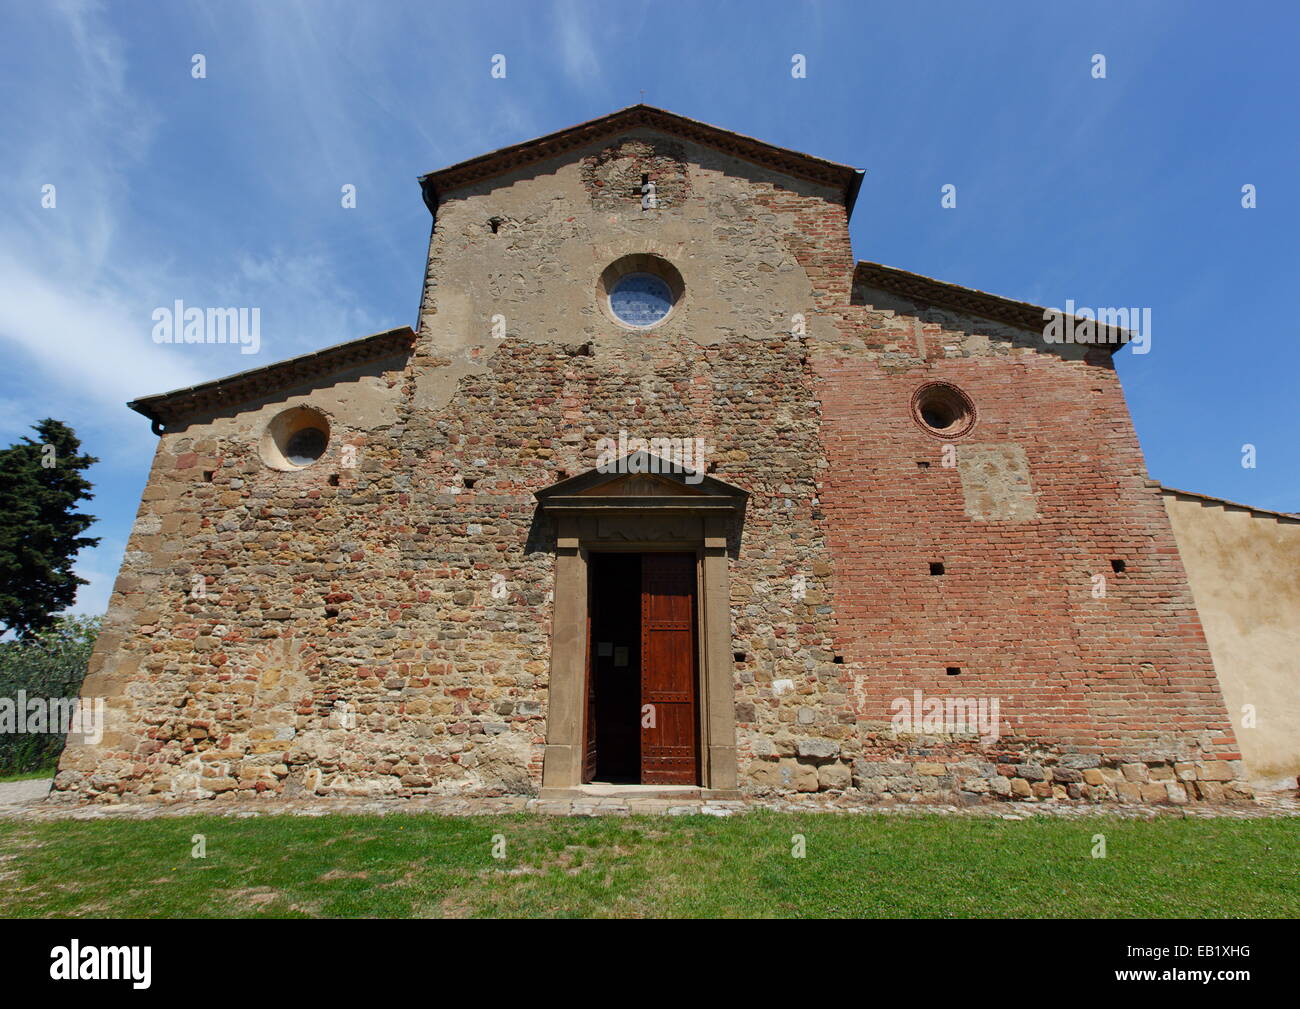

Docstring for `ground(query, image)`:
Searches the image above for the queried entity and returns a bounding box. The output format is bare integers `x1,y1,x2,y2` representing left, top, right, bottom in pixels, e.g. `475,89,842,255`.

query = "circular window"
285,426,327,466
598,254,684,330
260,406,330,470
609,273,674,328
911,382,976,438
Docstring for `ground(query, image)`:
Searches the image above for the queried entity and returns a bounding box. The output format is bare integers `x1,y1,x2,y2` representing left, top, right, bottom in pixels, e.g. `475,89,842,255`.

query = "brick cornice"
128,326,416,431
420,104,864,215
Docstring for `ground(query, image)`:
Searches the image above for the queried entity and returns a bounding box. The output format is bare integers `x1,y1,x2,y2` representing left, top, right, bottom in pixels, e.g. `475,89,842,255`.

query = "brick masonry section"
800,254,1248,806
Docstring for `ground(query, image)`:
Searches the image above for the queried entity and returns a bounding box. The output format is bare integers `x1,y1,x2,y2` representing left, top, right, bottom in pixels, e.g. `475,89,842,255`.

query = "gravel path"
0,779,1295,822
0,777,52,813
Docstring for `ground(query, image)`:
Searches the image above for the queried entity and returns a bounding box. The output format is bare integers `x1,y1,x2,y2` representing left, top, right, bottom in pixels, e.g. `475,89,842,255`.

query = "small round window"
911,382,976,438
260,406,330,471
285,426,327,466
609,272,675,328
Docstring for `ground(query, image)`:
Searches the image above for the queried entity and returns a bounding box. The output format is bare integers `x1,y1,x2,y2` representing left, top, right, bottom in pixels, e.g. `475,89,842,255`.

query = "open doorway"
586,553,642,783
584,552,700,785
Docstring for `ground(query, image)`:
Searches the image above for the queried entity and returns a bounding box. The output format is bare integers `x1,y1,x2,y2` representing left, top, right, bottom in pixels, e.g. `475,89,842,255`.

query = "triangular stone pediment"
535,451,747,513
574,472,704,497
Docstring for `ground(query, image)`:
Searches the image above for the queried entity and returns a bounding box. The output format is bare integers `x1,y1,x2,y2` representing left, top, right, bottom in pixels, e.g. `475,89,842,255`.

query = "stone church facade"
56,106,1256,804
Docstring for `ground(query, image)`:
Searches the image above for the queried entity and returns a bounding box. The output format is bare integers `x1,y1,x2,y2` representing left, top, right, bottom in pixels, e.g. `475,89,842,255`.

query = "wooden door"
640,553,699,784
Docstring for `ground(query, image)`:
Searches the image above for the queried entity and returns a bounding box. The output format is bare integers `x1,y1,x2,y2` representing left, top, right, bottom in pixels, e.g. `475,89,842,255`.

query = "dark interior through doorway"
587,553,642,783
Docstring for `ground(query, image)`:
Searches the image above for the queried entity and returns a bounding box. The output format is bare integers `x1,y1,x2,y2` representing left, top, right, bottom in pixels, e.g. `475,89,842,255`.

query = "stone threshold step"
540,785,742,801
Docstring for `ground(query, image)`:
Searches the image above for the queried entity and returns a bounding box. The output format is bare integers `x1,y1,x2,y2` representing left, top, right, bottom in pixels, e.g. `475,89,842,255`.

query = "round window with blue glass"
608,272,675,328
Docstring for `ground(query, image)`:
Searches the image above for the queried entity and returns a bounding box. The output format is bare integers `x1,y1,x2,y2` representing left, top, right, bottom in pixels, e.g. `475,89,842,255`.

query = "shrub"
0,615,101,775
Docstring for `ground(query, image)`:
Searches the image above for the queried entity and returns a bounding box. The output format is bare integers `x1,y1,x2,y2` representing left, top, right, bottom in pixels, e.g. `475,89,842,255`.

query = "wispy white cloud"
0,2,199,420
0,2,395,430
554,0,605,86
0,250,207,409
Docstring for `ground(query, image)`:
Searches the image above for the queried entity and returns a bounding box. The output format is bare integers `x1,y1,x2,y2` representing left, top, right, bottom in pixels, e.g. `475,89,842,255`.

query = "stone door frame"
534,457,746,794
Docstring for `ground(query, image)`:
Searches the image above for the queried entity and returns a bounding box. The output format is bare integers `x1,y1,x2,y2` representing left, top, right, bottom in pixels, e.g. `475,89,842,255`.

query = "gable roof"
128,325,415,432
419,104,865,218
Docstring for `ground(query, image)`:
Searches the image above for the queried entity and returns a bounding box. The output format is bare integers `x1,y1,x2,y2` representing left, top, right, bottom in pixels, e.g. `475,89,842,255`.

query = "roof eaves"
419,105,863,218
854,261,1135,353
129,325,416,432
1158,484,1300,522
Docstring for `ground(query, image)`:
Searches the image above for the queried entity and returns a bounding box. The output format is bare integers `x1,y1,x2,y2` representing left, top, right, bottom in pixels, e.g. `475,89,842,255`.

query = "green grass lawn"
0,811,1296,918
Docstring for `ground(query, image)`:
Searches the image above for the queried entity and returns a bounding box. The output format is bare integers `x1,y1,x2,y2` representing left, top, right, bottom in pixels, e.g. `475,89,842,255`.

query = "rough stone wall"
579,136,691,211
55,131,846,803
54,359,427,800
1162,491,1300,783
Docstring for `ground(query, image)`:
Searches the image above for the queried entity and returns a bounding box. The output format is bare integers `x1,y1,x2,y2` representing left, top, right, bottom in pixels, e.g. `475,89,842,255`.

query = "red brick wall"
801,278,1245,798
817,345,1233,740
751,185,1248,798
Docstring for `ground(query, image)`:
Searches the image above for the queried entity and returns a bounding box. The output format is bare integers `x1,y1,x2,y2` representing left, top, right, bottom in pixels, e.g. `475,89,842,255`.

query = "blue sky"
3,0,1297,617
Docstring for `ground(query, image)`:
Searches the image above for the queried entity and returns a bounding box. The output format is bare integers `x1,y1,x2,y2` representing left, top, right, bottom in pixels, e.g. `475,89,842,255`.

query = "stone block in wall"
779,758,819,792
796,738,839,760
817,763,851,790
1197,760,1234,781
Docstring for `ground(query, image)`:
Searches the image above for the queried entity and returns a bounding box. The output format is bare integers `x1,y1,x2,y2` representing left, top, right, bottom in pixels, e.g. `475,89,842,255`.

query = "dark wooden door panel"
640,553,699,785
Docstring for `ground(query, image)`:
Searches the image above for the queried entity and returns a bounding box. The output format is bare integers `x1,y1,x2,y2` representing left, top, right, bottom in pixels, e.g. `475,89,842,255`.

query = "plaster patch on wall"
956,444,1039,521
